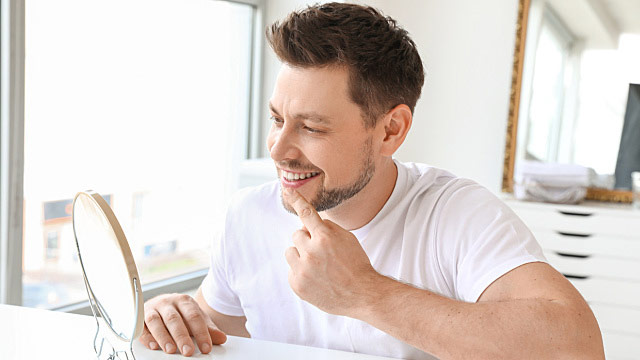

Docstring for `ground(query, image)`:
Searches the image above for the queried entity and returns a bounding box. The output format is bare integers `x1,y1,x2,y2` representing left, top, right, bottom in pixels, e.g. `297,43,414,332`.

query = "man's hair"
266,2,425,128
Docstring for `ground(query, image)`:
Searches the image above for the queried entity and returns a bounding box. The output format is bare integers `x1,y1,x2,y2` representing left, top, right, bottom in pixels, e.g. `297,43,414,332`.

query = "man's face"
267,65,379,213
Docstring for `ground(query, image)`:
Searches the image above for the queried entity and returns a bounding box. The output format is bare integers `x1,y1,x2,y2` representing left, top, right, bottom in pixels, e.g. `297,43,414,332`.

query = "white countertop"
0,304,397,359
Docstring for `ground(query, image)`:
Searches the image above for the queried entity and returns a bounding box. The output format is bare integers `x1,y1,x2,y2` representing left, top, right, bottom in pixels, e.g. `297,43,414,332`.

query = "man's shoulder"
400,162,516,231
398,161,480,198
396,161,504,222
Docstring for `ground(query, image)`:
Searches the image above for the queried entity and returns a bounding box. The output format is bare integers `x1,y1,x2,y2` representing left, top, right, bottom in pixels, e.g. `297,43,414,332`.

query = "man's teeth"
282,170,319,181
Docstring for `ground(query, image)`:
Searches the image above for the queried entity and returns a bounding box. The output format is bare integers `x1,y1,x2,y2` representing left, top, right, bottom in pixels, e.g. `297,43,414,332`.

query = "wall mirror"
73,191,144,359
503,0,640,202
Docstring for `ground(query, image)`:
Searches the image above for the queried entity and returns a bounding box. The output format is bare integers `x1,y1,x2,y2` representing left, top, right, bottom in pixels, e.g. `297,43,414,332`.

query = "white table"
0,304,397,359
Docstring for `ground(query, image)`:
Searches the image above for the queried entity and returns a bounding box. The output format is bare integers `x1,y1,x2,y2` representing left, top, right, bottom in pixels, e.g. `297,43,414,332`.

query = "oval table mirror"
73,190,144,360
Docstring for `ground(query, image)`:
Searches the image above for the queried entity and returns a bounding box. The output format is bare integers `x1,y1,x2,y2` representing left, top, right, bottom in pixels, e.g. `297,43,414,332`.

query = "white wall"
260,0,520,193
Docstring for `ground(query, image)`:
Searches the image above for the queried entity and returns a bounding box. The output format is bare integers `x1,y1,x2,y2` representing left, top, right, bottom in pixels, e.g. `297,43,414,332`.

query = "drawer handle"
558,210,593,217
555,251,590,259
563,274,590,280
556,231,592,238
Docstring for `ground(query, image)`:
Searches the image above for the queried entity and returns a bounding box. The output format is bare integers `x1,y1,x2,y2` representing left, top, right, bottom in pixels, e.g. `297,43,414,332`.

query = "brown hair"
266,2,425,128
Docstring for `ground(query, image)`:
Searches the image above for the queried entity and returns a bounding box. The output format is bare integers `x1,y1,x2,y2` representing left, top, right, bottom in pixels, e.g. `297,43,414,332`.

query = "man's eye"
303,126,320,133
270,116,283,125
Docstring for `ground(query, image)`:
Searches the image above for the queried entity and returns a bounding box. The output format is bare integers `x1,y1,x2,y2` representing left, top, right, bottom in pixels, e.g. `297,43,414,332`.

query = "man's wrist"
349,270,396,321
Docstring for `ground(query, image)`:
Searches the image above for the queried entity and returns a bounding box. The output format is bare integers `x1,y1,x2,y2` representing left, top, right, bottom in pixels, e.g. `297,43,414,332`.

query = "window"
44,231,59,260
12,0,260,309
524,6,576,163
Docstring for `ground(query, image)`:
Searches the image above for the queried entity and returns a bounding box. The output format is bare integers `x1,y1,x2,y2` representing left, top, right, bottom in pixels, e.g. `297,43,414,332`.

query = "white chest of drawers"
503,198,640,359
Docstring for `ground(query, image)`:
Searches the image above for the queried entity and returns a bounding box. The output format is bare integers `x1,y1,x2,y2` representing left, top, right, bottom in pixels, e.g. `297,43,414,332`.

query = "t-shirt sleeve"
435,181,547,303
200,225,245,316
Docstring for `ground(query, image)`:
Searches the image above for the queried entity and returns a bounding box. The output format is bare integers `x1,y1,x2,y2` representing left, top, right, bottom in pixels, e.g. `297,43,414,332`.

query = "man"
140,3,604,359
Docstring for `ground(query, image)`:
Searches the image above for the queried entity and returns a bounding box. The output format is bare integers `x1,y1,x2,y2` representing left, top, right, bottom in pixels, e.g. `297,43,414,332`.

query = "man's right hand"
139,293,227,357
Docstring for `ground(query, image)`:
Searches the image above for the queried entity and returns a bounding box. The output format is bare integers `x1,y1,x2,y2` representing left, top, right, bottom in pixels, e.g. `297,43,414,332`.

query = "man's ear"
378,104,412,157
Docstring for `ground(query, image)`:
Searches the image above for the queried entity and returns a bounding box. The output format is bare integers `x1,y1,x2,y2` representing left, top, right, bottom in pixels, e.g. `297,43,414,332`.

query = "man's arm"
139,286,249,357
352,262,604,359
282,188,604,359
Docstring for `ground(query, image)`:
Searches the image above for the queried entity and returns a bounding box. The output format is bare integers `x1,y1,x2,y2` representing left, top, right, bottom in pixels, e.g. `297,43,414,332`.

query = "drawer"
602,331,640,359
534,229,640,261
510,206,640,239
590,304,640,336
569,277,640,308
544,251,640,282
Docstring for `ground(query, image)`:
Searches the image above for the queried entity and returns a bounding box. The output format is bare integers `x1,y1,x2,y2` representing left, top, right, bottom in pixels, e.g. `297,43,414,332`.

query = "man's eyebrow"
269,102,331,125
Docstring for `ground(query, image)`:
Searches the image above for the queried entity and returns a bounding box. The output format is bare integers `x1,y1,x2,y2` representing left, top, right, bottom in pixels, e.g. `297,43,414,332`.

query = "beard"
280,137,376,214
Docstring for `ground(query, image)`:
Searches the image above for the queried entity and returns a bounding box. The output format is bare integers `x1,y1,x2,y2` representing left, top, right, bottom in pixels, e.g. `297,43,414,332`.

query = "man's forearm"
350,274,603,359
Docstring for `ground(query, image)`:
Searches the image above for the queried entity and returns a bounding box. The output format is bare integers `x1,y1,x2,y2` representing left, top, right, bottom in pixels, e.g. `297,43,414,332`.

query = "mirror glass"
73,191,143,341
515,0,640,190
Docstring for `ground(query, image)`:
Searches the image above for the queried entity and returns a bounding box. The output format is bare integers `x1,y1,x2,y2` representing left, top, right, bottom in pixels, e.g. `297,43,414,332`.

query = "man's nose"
269,125,300,162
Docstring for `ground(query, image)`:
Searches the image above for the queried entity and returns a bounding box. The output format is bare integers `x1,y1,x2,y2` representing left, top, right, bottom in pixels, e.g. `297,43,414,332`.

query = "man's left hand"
283,188,381,317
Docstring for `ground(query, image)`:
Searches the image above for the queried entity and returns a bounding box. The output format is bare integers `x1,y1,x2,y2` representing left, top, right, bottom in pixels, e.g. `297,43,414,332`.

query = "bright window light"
23,0,254,309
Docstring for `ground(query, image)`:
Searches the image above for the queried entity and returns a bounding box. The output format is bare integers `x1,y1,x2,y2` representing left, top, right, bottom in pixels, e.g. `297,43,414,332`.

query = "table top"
0,304,397,359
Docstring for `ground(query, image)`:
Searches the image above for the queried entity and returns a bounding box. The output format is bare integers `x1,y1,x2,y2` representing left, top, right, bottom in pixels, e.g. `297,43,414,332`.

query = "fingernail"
182,344,192,355
165,343,176,353
149,341,158,350
201,343,211,353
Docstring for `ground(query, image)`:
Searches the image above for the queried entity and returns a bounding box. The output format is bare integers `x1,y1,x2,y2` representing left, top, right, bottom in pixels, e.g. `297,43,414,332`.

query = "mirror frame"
73,190,145,342
501,0,633,203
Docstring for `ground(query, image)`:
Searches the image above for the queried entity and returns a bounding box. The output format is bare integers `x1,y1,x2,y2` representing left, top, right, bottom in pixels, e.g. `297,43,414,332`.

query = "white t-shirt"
201,160,546,360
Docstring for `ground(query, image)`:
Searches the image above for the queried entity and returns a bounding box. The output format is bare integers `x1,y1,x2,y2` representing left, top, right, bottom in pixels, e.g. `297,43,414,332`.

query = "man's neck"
320,158,398,231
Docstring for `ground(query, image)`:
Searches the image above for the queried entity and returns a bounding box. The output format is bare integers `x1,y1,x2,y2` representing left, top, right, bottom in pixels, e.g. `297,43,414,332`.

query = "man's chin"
281,197,296,215
280,188,310,215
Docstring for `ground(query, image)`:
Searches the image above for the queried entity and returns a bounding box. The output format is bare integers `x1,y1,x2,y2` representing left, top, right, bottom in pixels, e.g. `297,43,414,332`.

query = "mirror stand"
82,274,141,360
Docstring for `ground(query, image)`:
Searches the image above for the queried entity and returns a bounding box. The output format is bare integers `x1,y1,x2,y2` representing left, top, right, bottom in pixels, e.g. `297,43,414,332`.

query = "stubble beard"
281,137,376,214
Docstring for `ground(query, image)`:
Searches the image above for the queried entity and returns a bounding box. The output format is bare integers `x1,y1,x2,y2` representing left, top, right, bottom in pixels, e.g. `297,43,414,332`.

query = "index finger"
283,188,324,234
177,301,213,354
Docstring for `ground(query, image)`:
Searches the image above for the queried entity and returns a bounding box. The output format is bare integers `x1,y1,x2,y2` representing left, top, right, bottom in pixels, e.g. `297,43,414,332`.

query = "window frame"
1,0,26,306
0,0,265,311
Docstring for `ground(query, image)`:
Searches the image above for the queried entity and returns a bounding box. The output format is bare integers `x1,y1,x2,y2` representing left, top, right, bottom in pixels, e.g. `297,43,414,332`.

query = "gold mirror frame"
501,0,633,203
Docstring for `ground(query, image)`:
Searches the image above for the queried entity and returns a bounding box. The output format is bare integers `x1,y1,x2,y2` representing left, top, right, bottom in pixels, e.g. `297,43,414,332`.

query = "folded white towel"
514,180,587,204
514,160,592,187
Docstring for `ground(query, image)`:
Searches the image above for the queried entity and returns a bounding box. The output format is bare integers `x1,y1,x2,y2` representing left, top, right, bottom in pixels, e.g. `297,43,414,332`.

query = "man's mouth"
280,169,321,189
281,170,320,181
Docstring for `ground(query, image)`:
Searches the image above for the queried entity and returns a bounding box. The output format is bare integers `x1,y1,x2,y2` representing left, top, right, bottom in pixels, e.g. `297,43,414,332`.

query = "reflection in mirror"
515,0,640,191
73,191,144,359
